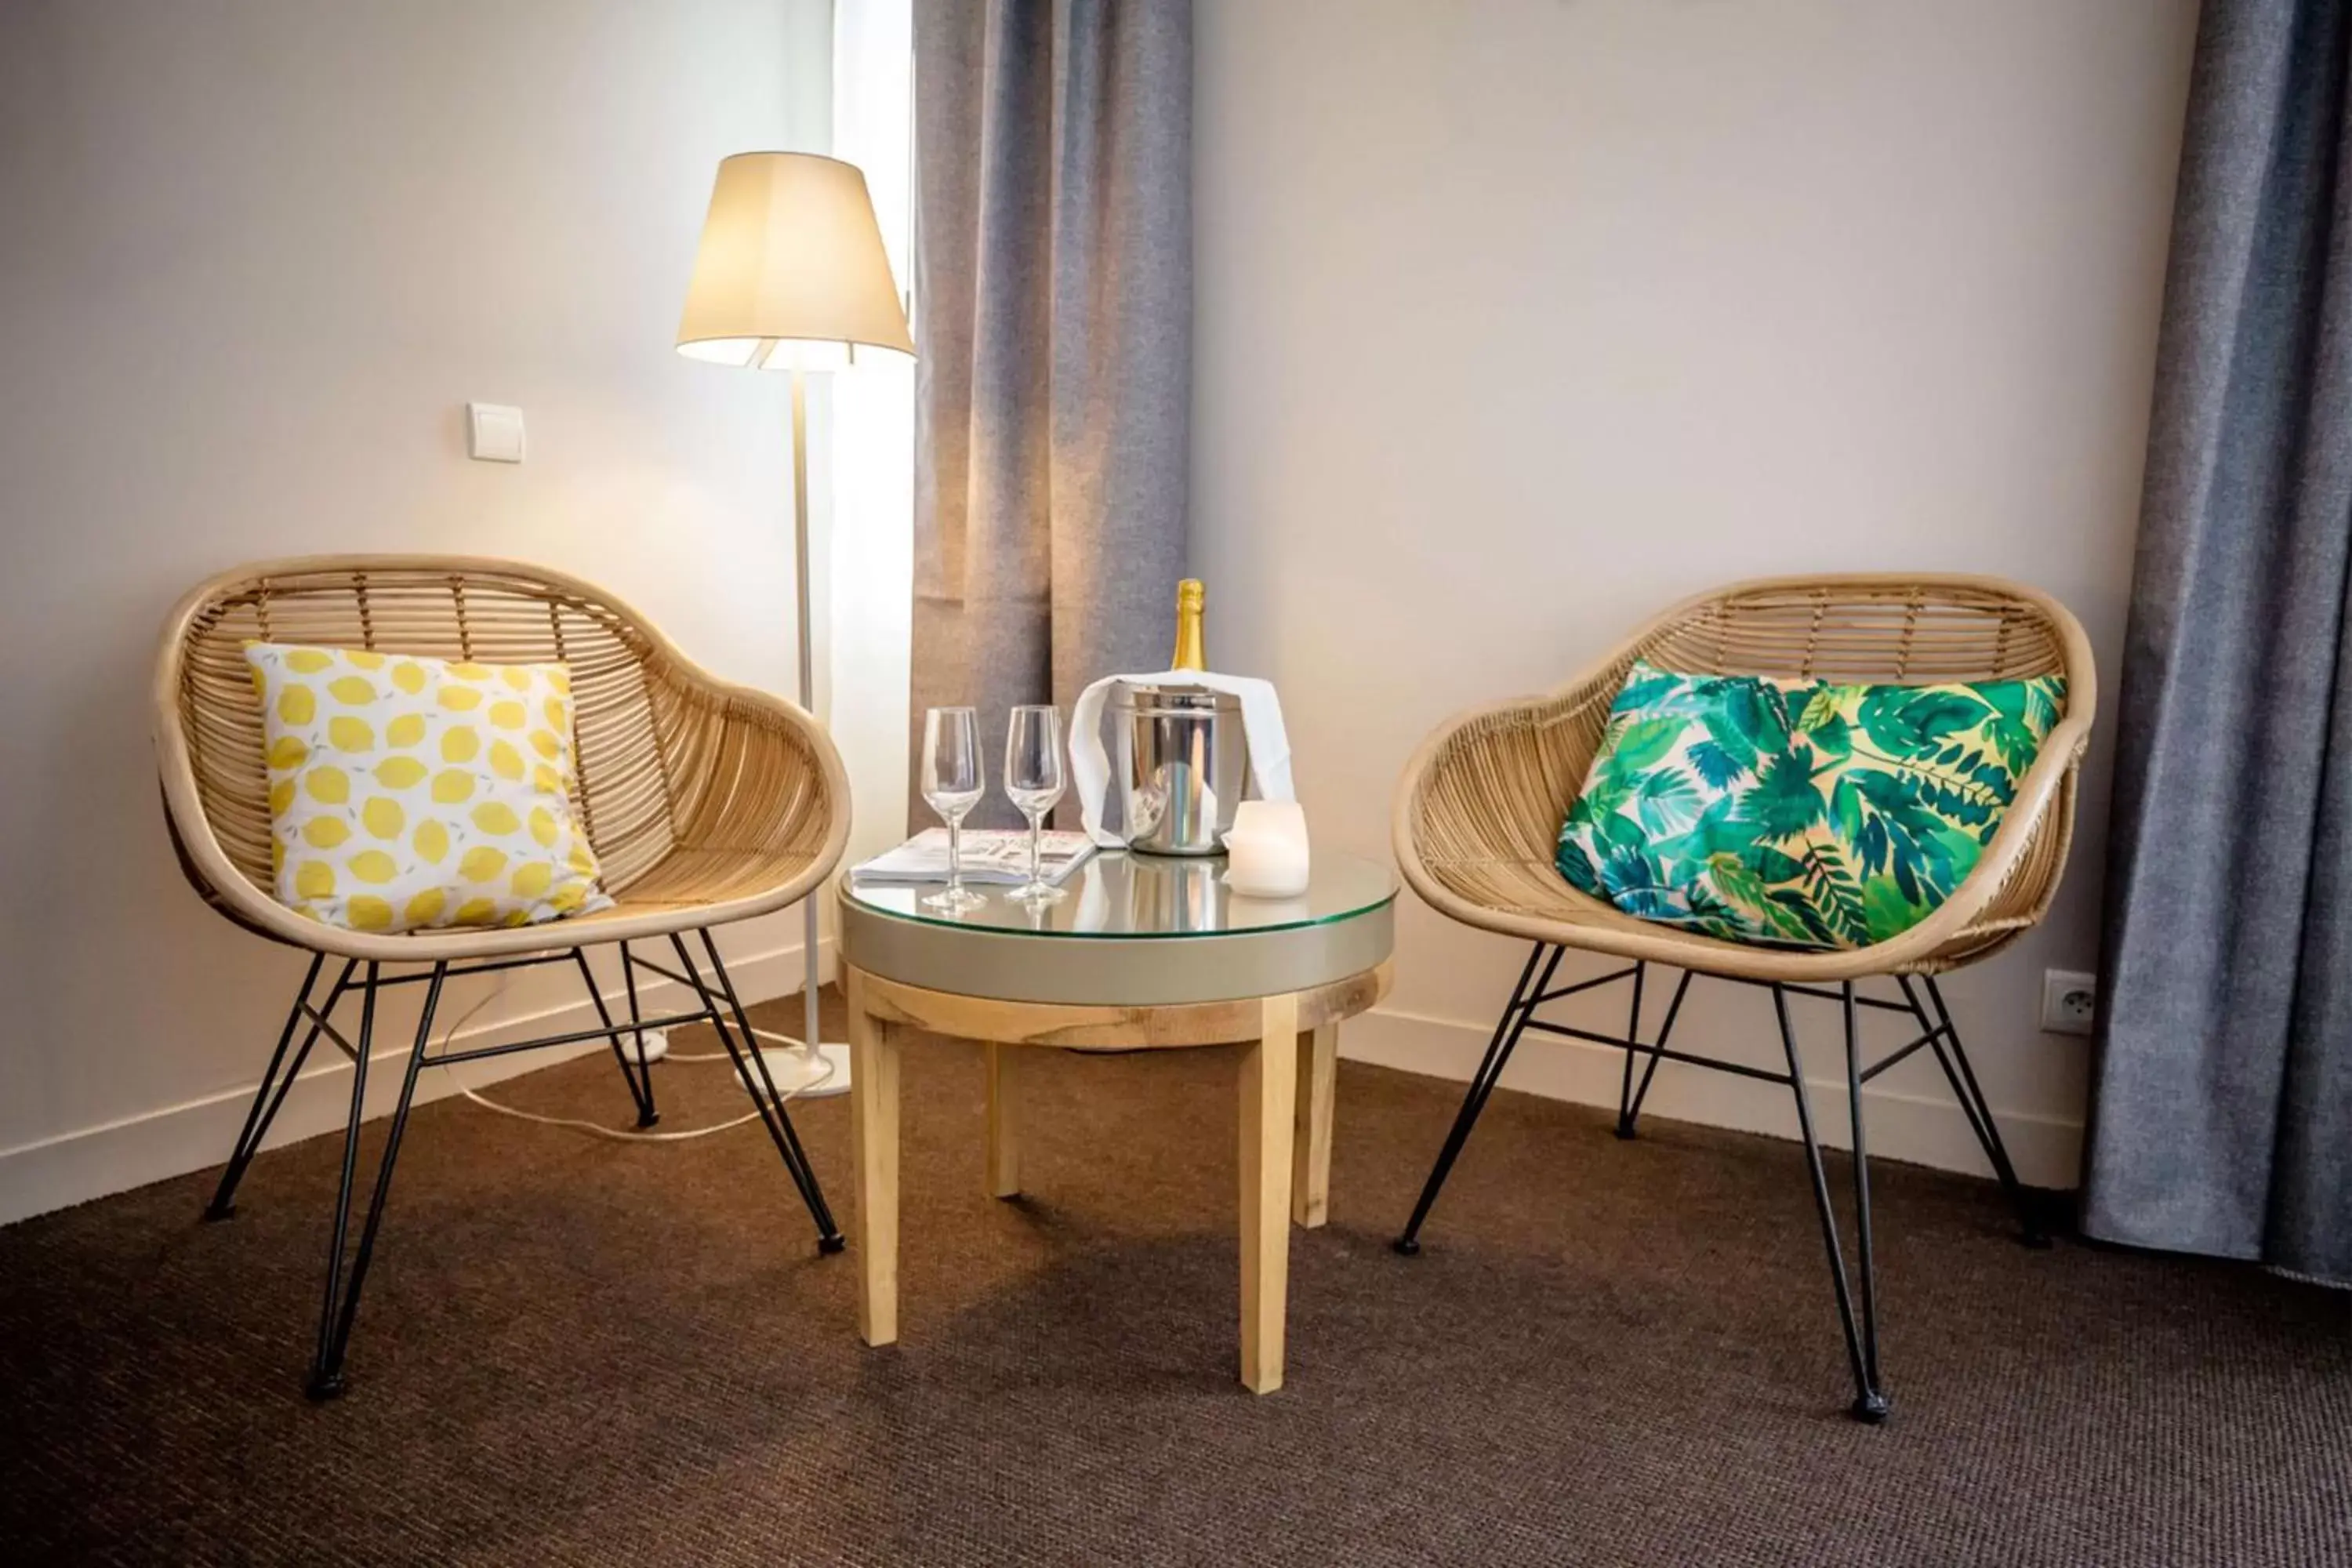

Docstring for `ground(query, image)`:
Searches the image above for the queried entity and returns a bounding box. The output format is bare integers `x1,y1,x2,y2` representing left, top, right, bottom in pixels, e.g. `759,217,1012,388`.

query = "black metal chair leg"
1621,968,1693,1135
1908,975,2047,1247
207,953,339,1221
245,962,364,1169
1769,982,1885,1422
307,962,380,1400
1613,962,1648,1138
697,928,842,1246
1840,982,1889,1422
619,942,659,1125
309,964,448,1400
1393,942,1563,1254
668,932,844,1251
574,949,657,1128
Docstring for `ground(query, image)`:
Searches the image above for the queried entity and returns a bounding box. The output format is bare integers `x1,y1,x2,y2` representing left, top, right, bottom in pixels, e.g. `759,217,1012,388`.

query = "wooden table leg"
1239,993,1299,1394
847,969,901,1348
1291,1022,1337,1229
985,1042,1020,1199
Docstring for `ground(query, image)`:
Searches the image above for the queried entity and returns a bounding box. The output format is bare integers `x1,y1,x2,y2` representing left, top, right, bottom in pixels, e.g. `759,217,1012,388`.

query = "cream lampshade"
677,151,915,370
677,151,913,1098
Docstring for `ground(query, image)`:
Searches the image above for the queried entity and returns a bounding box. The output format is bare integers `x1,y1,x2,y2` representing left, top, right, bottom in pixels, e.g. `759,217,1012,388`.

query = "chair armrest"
648,659,854,890
1394,655,1635,897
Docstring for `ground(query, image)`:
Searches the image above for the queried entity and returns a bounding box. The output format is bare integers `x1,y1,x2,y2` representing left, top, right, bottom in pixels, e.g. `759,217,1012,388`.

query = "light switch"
466,402,525,463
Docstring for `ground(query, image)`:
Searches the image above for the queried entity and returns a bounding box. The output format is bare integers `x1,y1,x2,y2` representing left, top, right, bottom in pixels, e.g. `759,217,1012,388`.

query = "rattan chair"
1388,573,2096,1422
154,555,853,1399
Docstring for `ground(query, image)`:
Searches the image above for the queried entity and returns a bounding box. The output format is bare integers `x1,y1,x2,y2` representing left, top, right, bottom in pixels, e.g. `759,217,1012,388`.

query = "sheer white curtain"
826,0,917,866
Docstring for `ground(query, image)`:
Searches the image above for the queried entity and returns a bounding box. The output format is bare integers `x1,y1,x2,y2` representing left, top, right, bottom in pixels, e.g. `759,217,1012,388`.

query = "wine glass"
1004,705,1068,904
920,706,986,913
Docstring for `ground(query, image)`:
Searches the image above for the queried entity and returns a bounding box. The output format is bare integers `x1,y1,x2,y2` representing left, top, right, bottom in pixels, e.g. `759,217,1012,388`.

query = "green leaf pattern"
1555,660,2065,950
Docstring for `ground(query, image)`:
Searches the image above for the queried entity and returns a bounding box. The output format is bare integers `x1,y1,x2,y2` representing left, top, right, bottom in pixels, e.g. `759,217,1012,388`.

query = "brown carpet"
3,986,2349,1566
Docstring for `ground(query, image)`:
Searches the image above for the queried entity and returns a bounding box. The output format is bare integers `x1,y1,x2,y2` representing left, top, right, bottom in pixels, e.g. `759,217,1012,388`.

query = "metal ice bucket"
1111,681,1250,856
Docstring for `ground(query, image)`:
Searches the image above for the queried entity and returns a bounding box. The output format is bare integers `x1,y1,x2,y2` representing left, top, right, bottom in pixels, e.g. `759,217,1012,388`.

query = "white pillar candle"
1223,800,1311,898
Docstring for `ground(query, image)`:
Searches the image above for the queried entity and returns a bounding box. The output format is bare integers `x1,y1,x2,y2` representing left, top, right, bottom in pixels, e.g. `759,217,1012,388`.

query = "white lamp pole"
677,151,916,1097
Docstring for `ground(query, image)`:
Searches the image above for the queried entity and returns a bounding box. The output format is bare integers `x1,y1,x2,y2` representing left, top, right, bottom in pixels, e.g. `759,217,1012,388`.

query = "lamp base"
735,1041,852,1101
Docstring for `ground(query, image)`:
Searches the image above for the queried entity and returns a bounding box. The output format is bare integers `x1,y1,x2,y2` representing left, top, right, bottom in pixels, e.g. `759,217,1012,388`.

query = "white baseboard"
1342,1001,2082,1191
0,936,834,1228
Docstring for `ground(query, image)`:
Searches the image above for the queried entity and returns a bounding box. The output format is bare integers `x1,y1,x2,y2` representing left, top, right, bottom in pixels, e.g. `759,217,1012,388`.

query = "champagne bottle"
1171,579,1207,671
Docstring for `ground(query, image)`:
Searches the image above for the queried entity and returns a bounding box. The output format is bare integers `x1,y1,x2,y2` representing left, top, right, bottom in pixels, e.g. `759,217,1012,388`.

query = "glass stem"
947,815,963,897
1027,812,1044,888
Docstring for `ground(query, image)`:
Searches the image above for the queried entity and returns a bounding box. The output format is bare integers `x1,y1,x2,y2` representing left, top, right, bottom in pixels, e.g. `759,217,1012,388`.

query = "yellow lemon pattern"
246,642,609,935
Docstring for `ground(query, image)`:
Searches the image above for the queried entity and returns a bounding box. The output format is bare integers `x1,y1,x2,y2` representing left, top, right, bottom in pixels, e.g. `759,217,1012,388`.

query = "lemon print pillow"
247,644,614,933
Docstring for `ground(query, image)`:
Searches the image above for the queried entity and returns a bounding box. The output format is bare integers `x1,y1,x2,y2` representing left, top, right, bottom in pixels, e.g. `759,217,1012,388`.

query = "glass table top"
843,848,1396,940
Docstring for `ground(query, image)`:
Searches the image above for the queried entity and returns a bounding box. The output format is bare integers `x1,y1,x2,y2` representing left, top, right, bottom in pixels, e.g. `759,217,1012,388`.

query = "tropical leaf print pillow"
1555,660,2065,950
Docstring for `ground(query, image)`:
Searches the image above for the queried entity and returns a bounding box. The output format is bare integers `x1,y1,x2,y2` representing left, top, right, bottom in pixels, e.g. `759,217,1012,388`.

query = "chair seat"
1394,574,2095,985
369,843,833,960
155,555,851,967
1408,829,2053,985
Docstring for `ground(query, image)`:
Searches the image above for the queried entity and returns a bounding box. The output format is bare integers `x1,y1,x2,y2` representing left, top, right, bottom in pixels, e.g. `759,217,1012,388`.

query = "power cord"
433,971,835,1143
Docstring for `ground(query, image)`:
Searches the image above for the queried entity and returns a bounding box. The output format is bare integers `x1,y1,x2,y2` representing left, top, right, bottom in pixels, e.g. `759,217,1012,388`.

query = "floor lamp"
677,151,915,1097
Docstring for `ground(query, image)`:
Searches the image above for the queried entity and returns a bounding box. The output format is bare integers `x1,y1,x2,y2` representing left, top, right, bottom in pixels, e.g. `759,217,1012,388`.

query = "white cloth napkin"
1069,669,1295,849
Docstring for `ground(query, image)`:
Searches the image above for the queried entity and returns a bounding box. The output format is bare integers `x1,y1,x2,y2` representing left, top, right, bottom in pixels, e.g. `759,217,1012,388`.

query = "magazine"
851,828,1098,888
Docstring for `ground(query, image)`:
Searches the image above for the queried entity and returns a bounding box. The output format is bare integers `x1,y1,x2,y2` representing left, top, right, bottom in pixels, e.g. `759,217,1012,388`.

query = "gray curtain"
909,0,1191,827
2082,1,2352,1282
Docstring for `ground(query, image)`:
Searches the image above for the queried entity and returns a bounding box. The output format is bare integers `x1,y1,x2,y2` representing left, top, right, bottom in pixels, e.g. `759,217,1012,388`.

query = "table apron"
837,896,1396,1007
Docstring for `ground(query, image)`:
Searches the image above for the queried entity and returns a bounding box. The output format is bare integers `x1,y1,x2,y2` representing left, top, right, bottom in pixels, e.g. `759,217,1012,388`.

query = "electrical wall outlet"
2041,970,2097,1035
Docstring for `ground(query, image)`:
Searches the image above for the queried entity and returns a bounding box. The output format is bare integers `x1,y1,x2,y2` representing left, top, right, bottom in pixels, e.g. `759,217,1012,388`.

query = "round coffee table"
836,848,1396,1394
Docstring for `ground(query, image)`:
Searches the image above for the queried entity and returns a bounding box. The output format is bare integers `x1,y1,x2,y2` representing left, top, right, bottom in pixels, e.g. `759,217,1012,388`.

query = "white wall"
1192,0,2201,1186
0,0,855,1221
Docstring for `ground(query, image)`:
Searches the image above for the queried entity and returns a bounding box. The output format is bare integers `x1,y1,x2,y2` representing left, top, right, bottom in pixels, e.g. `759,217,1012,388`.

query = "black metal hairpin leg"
619,941,657,1119
307,961,380,1398
1393,942,1564,1255
1617,967,1693,1137
1771,982,1886,1422
1611,962,1649,1138
206,954,354,1221
308,962,448,1401
1899,974,2045,1247
574,948,658,1128
1839,981,1889,1421
667,931,843,1251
